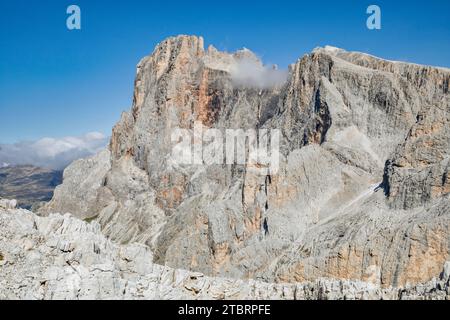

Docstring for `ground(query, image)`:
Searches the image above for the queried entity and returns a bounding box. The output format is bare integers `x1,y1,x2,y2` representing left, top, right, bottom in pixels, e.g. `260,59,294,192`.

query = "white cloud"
0,132,109,170
229,50,288,89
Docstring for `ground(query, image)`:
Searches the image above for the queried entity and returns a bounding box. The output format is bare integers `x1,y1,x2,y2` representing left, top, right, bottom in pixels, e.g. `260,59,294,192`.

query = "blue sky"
0,0,449,144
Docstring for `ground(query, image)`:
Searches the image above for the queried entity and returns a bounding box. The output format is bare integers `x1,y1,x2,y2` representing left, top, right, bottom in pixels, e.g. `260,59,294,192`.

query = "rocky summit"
2,35,449,300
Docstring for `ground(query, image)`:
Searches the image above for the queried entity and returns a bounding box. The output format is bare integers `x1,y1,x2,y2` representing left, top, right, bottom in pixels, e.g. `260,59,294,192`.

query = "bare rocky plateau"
1,35,450,299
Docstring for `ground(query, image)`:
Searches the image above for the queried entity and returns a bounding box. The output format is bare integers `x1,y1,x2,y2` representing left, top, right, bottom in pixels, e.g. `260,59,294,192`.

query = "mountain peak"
40,35,450,290
312,45,345,55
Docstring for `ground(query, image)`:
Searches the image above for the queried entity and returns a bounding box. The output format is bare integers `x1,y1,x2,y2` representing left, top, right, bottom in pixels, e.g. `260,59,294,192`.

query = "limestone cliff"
40,35,450,289
0,165,62,210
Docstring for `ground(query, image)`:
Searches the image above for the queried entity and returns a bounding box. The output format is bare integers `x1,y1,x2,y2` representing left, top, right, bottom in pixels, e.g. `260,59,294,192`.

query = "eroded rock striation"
39,36,450,290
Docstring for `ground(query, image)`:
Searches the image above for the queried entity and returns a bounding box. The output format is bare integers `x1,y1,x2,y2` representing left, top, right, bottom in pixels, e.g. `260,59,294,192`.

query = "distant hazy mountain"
0,165,62,209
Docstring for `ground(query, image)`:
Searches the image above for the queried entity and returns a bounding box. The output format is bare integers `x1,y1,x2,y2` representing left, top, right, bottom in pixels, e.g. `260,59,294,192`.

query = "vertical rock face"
0,165,62,210
40,36,450,287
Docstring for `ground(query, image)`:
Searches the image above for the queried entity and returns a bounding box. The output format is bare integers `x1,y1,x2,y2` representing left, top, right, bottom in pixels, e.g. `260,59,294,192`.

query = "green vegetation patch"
84,215,99,224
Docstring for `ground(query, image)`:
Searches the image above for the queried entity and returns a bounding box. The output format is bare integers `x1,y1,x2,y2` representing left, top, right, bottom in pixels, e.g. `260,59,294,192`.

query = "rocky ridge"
1,200,449,300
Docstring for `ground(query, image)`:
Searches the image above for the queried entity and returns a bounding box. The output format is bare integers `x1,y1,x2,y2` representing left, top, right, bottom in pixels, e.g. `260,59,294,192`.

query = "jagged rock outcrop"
39,36,450,289
0,165,62,210
1,204,449,300
383,100,450,209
